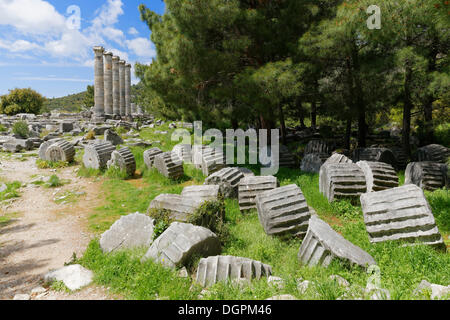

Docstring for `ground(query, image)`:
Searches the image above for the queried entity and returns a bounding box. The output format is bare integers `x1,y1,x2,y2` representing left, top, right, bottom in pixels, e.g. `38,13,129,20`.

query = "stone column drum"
103,52,113,116
125,63,132,117
119,60,126,117
112,56,120,117
93,46,105,118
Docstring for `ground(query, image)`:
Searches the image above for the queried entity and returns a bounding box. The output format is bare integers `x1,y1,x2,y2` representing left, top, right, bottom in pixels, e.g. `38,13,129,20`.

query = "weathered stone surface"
356,161,398,192
100,212,155,253
148,194,203,222
304,140,336,155
82,141,116,170
266,295,297,300
154,152,184,179
300,153,329,173
255,184,311,238
142,222,221,269
44,264,93,291
59,122,74,133
192,145,211,169
143,147,163,169
390,147,408,170
201,149,226,176
107,147,136,177
322,153,353,167
319,163,367,202
279,145,296,168
204,167,245,198
45,140,75,163
196,255,272,287
238,175,279,211
415,144,450,163
3,138,33,152
414,280,450,299
38,138,63,160
13,294,31,300
181,185,220,202
360,184,445,250
172,144,192,163
298,216,376,268
405,162,448,191
353,148,397,167
104,129,124,146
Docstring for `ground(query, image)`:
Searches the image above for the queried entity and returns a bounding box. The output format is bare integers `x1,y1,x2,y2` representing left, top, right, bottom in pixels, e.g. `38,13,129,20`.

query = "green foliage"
148,208,174,240
426,189,450,233
330,200,362,221
85,130,96,140
0,124,7,132
47,175,62,188
104,166,129,180
0,88,45,115
0,181,22,202
434,123,450,146
83,85,94,108
188,199,229,244
36,159,70,169
12,121,29,138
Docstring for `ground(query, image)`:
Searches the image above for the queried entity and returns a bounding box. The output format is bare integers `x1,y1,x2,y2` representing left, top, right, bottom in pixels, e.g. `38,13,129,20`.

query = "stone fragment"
3,138,33,152
204,167,245,198
143,147,163,169
415,144,450,163
255,184,311,238
38,139,64,160
405,162,448,191
322,153,353,167
329,275,350,287
142,222,221,269
238,175,279,211
45,140,75,163
201,149,226,176
267,276,285,289
107,147,136,177
44,264,93,291
83,141,116,170
172,144,192,163
353,148,397,167
319,163,367,202
300,153,329,173
304,140,336,155
266,295,297,300
13,294,30,300
414,280,450,300
100,213,155,253
356,161,398,192
104,129,124,146
195,255,272,287
153,152,184,179
181,185,219,202
60,122,73,133
148,194,203,222
361,184,445,249
298,216,376,268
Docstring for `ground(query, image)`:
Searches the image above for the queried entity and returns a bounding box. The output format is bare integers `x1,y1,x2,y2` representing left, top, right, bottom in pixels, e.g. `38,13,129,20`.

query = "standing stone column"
131,103,136,115
103,52,113,116
125,63,132,117
112,56,120,117
119,60,126,117
93,46,105,119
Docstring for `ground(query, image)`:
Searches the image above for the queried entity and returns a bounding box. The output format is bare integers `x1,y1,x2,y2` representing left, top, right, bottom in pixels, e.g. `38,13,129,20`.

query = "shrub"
188,199,229,244
434,123,450,146
0,124,7,132
147,208,174,240
36,159,70,169
104,166,128,180
47,175,62,188
12,121,29,138
85,130,95,140
0,88,45,115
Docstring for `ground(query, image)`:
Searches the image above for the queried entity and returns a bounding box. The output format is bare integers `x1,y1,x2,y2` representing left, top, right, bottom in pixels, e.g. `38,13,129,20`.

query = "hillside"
43,90,89,113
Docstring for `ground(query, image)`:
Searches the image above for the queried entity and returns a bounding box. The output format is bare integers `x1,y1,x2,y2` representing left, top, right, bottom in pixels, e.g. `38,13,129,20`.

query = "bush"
434,123,450,146
188,199,229,244
0,124,8,132
36,159,70,169
47,175,62,188
0,88,45,115
147,208,174,240
85,130,95,140
12,121,29,138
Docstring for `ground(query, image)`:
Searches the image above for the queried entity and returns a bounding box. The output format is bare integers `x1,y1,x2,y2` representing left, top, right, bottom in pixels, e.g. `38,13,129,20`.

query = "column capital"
104,51,113,57
112,55,120,62
93,46,105,55
119,60,126,65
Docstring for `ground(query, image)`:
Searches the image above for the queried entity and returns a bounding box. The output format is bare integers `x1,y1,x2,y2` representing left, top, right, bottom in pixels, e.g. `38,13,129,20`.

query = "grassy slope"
77,124,450,300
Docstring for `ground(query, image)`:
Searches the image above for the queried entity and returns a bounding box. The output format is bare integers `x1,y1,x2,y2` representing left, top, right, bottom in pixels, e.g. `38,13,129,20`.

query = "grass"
36,159,71,169
73,126,449,300
0,181,22,202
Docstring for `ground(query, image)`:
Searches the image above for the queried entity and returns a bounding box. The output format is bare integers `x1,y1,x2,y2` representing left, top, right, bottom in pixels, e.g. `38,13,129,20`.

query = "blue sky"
0,0,165,98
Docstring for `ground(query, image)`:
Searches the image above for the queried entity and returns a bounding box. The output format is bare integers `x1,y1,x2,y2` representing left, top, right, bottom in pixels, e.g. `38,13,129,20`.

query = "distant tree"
83,85,94,108
0,88,45,115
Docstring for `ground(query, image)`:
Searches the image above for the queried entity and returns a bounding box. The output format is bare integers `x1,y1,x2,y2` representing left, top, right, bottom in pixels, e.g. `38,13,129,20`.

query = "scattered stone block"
104,129,124,146
13,294,30,300
3,138,33,152
201,150,226,176
204,167,245,198
172,144,192,163
148,194,203,222
322,153,353,167
60,122,74,133
414,280,450,300
181,185,220,202
329,275,350,287
82,141,116,170
39,139,64,161
356,161,398,192
143,147,163,169
305,140,336,155
45,139,75,163
154,152,184,179
300,153,329,173
195,255,272,287
319,163,367,202
266,295,297,300
405,162,448,191
44,264,93,291
142,222,221,269
100,213,155,253
255,184,311,238
415,144,450,163
298,216,376,268
107,147,136,177
360,184,446,250
238,175,279,211
353,148,397,167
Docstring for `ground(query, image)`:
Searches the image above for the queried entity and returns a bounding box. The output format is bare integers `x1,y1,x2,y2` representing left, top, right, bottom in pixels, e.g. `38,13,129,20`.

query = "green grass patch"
36,159,71,169
0,181,22,201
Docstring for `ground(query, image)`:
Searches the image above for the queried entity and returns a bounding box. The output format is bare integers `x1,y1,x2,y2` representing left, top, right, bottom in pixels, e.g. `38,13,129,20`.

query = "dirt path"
0,157,117,300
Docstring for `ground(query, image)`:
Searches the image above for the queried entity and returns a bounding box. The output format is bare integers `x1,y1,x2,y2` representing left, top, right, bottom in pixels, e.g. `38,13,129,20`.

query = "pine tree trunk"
311,101,317,130
279,104,286,145
403,64,413,158
344,117,352,150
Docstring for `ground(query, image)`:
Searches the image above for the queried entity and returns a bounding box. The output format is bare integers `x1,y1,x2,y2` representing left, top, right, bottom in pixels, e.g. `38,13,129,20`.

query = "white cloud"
128,27,139,36
125,38,156,58
0,39,42,52
13,76,92,82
